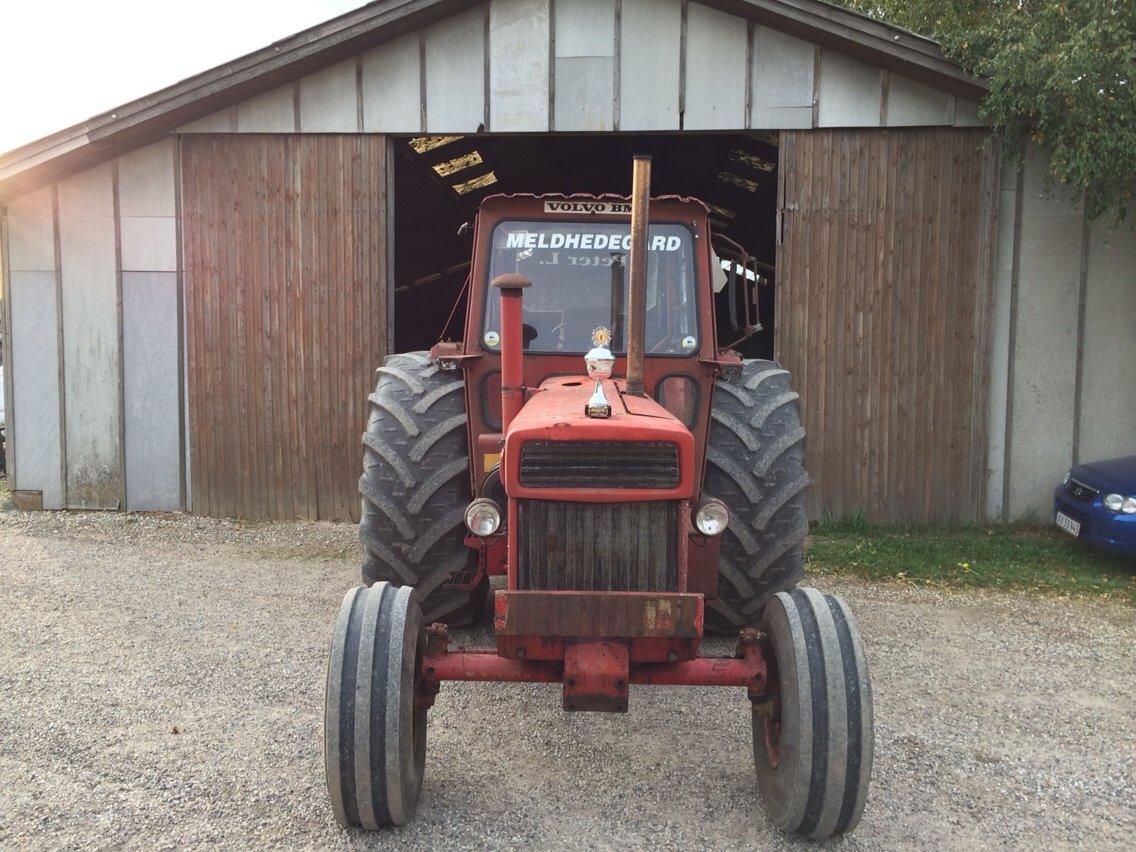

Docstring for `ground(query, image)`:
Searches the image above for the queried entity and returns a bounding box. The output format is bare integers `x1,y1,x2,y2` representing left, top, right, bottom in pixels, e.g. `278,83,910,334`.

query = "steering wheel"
549,319,604,351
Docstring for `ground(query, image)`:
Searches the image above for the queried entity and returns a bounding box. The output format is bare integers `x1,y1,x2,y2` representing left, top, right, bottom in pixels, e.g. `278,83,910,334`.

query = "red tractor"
324,157,873,839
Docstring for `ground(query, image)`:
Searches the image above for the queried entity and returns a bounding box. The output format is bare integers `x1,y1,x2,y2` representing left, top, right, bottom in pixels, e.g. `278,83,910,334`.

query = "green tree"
833,1,1136,221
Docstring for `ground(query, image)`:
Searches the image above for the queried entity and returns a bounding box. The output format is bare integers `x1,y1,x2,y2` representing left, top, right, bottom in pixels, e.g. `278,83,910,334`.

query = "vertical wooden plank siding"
776,128,999,522
181,135,388,521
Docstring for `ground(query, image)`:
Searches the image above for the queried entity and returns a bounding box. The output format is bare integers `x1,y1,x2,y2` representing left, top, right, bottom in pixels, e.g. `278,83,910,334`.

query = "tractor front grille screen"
517,500,677,591
519,441,680,489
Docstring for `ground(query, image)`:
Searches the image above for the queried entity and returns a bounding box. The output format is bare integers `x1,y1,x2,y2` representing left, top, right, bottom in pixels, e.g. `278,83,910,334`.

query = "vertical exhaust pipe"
492,273,531,431
625,155,651,397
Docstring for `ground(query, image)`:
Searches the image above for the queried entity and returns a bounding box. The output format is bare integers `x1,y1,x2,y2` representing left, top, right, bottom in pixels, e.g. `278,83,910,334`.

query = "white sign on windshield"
504,231,683,251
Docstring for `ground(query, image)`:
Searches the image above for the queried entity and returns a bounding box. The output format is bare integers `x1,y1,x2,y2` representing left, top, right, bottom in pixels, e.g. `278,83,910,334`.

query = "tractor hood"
501,376,696,502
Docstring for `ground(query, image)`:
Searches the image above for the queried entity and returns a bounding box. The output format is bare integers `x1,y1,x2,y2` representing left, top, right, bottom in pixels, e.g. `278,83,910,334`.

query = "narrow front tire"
324,583,427,829
753,588,873,838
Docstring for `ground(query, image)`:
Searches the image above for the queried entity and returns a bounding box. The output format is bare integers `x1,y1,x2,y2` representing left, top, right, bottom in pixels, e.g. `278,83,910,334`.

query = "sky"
0,0,370,154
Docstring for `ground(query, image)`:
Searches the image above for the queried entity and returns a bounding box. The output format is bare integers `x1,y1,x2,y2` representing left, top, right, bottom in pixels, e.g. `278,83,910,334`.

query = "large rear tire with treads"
359,351,488,625
704,359,809,632
324,583,427,829
753,588,873,839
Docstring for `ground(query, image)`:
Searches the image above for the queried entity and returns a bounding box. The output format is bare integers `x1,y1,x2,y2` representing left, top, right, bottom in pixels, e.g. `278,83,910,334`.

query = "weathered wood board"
180,135,389,520
776,128,1000,522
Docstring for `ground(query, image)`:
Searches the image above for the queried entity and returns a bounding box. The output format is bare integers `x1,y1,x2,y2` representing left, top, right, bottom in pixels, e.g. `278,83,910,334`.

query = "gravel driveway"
0,510,1133,850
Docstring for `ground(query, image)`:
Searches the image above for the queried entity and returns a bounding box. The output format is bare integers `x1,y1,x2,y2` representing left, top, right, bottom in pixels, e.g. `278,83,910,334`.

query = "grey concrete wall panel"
750,26,814,129
886,74,951,126
120,216,177,272
683,3,747,130
178,109,234,133
985,165,1018,519
999,150,1019,193
6,187,56,271
9,271,63,508
118,140,176,217
490,0,550,131
955,98,984,126
425,7,486,132
57,164,122,509
299,60,358,131
362,34,422,132
817,50,882,127
119,140,177,272
619,0,681,130
553,0,614,130
555,56,614,131
238,87,297,132
1078,219,1136,462
122,272,181,510
555,0,614,57
1006,148,1082,517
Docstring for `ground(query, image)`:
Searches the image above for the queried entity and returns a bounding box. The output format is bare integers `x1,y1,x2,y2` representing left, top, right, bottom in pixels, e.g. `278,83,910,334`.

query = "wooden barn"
1,0,1132,522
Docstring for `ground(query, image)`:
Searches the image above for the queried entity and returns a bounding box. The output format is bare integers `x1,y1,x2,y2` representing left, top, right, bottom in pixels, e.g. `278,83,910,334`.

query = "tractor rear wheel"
704,359,809,632
324,583,427,829
753,589,873,839
359,352,488,625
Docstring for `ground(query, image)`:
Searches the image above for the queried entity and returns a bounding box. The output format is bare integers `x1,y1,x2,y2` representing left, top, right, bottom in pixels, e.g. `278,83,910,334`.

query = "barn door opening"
390,132,780,360
181,134,390,521
776,128,1000,523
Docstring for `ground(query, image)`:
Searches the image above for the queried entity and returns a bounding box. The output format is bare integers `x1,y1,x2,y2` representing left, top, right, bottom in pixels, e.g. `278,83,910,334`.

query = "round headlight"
464,498,502,536
1103,493,1124,512
694,498,729,536
1123,497,1136,515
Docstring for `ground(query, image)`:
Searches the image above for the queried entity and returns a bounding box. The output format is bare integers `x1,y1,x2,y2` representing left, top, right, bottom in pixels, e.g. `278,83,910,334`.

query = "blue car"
1053,455,1136,557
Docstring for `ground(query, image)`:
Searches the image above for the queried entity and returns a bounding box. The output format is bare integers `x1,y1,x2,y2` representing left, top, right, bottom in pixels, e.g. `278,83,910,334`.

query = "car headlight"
693,498,729,536
1124,497,1136,515
464,498,502,536
1102,493,1125,513
1062,470,1071,486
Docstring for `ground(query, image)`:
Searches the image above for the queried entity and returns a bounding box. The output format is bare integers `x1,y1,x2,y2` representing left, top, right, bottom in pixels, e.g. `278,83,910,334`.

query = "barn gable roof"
0,0,983,201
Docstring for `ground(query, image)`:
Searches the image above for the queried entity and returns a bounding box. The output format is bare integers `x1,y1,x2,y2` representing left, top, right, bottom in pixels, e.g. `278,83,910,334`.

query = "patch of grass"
807,520,1136,604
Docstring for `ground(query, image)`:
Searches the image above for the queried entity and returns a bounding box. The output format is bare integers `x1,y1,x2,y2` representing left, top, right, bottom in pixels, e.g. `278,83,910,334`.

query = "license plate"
1055,512,1081,537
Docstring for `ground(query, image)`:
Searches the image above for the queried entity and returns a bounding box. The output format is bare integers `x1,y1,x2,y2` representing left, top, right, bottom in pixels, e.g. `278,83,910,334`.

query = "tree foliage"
833,1,1136,221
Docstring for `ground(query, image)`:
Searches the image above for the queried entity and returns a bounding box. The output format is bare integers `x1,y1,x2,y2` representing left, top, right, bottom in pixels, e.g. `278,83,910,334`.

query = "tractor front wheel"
753,588,873,839
324,583,427,829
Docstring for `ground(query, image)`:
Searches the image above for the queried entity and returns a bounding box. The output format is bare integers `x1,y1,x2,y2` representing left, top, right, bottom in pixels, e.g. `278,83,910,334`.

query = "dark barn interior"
393,133,779,359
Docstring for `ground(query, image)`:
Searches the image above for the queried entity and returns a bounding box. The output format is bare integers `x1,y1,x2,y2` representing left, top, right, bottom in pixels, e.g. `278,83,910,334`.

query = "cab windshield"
483,220,698,355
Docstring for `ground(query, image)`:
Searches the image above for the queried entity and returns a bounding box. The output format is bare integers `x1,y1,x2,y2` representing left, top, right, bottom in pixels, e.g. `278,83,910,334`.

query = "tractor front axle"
418,622,767,713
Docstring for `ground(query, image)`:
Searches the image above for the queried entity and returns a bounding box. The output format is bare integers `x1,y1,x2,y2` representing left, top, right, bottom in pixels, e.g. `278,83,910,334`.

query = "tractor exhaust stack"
491,273,532,432
624,154,651,397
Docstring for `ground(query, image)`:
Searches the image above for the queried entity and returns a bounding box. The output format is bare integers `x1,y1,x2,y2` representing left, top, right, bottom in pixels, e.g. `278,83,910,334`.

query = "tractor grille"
517,499,677,591
519,441,680,489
